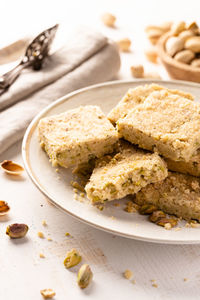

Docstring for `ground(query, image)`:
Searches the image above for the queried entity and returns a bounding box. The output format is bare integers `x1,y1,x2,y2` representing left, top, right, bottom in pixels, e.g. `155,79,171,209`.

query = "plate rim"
22,79,200,244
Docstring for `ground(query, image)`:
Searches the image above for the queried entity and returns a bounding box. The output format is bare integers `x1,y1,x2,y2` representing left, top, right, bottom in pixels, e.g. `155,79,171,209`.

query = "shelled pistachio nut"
6,223,29,238
77,264,93,289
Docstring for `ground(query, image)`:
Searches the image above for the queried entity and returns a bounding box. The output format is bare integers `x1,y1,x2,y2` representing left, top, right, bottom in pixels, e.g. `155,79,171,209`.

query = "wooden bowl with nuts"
157,21,200,83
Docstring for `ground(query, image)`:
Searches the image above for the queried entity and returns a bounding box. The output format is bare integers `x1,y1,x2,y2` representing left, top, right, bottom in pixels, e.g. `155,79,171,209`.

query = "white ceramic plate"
22,79,200,244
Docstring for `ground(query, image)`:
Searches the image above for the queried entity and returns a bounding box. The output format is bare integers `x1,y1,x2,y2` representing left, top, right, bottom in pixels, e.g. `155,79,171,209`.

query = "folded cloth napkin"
0,28,120,155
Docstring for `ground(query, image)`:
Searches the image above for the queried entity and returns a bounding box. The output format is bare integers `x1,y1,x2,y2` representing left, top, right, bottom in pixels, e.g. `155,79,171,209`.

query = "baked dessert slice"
117,90,200,162
165,149,200,177
38,106,118,168
135,172,200,221
85,142,167,203
108,83,194,124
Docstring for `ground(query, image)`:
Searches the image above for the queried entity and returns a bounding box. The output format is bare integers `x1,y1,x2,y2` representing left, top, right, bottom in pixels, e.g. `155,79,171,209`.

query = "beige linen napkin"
0,28,120,154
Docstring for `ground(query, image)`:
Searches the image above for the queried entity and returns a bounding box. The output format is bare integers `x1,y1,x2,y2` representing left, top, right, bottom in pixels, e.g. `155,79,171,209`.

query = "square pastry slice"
108,83,194,124
38,106,118,168
117,90,200,162
165,149,200,177
135,172,200,221
85,142,167,203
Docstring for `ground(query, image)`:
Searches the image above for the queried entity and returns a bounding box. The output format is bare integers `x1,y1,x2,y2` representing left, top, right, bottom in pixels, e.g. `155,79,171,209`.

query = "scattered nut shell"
77,264,93,289
64,249,82,268
171,21,186,36
174,49,195,64
185,36,200,53
130,64,144,78
101,13,116,27
6,223,29,239
1,160,24,175
116,38,131,52
145,49,158,63
191,58,200,68
40,289,56,299
0,200,10,216
165,36,184,57
146,28,164,45
123,269,133,279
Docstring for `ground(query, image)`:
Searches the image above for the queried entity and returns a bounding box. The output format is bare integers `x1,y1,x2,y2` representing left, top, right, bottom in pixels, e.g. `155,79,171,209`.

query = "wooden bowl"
158,33,200,83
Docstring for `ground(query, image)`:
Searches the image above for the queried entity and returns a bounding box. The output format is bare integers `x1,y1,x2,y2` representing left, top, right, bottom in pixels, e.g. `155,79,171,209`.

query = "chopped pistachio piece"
64,249,82,268
40,289,56,299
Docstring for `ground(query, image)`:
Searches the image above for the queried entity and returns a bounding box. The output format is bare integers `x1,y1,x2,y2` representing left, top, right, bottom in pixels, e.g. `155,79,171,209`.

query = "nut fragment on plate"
64,249,82,268
130,64,144,78
156,218,177,229
40,289,56,299
0,200,10,216
6,223,29,238
145,49,158,63
77,264,93,289
149,210,166,223
1,160,24,175
101,13,116,27
139,204,157,215
117,38,131,52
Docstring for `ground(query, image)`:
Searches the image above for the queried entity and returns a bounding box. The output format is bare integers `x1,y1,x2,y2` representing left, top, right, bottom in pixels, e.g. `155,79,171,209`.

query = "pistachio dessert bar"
108,83,194,124
38,106,118,168
85,142,167,203
135,172,200,221
165,149,200,177
117,90,200,162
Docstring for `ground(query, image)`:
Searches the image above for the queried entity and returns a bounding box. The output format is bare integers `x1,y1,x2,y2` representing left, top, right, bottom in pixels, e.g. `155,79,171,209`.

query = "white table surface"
1,1,200,299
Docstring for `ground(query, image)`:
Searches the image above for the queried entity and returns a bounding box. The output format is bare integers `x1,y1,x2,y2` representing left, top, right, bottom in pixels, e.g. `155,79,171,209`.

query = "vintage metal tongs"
0,24,58,93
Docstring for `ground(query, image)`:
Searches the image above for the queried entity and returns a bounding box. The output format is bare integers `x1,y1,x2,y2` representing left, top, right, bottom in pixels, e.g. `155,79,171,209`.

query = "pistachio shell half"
0,200,10,216
1,160,24,175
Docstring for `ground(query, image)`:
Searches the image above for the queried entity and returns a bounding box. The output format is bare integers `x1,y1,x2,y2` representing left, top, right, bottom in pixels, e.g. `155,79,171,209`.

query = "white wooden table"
1,1,200,299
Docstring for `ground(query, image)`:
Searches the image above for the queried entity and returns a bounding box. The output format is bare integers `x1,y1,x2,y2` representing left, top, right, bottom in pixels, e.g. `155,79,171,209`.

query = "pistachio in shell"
6,223,29,239
0,200,10,216
77,264,93,289
1,160,24,175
